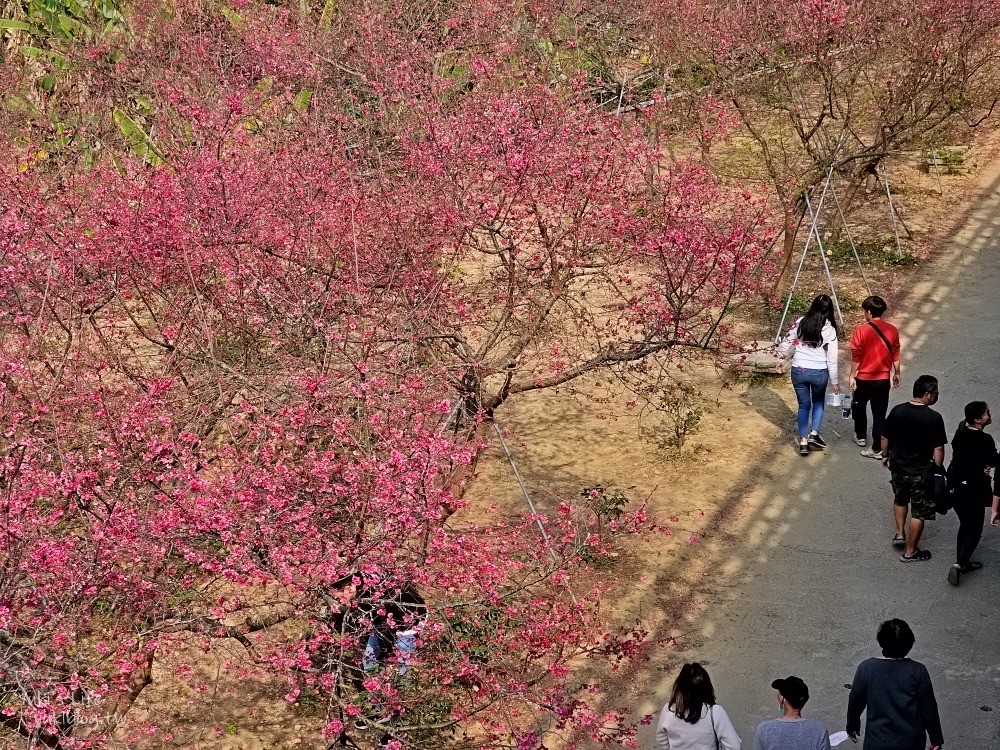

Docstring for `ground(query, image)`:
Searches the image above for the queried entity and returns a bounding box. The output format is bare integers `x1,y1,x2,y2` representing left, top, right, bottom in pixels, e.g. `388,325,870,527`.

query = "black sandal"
900,549,932,562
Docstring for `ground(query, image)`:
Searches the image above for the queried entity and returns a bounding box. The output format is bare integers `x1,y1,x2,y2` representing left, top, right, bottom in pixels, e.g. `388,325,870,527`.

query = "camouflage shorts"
890,471,936,521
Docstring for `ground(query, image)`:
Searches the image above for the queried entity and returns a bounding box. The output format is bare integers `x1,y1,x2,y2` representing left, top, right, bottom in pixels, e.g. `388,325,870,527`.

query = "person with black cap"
751,676,831,750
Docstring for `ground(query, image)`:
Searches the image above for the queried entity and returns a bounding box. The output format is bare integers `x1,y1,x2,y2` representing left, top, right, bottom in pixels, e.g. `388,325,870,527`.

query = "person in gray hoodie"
846,619,943,750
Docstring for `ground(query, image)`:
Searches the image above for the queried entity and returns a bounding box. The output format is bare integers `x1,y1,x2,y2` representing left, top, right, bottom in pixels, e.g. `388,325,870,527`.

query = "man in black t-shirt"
881,375,947,562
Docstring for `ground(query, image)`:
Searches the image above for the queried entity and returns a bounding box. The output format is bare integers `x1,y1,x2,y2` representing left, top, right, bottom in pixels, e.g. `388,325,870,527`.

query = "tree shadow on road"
739,377,797,435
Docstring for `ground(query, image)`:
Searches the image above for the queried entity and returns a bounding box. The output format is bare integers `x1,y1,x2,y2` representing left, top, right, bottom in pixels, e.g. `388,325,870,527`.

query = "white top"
656,702,742,750
777,318,839,385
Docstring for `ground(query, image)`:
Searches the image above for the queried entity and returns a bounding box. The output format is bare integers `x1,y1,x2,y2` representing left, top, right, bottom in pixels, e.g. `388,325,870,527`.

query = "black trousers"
953,486,988,567
852,378,890,445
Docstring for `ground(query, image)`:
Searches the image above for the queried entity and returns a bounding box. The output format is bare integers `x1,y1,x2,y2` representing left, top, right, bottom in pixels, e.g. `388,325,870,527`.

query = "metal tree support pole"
492,421,578,605
882,163,904,259
775,134,851,340
805,192,845,327
774,233,811,343
775,167,836,342
829,180,872,296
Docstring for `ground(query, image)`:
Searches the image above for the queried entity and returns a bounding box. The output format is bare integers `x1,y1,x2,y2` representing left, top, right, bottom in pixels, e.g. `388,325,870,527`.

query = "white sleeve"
824,326,839,384
655,705,671,750
712,705,743,750
777,320,799,360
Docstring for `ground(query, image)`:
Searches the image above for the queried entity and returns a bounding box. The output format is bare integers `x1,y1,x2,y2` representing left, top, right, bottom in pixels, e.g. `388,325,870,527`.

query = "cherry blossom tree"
0,134,652,749
0,0,778,747
649,0,1000,279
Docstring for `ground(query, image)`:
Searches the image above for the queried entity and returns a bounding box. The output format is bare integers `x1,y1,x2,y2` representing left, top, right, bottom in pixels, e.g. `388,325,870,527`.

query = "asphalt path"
636,165,1000,749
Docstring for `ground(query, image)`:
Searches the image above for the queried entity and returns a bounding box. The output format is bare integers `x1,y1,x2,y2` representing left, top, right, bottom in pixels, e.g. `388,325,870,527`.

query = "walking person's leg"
393,629,418,678
810,371,828,428
891,472,911,547
949,490,985,584
955,494,986,569
357,632,396,730
807,369,829,448
790,368,811,453
901,475,934,561
351,632,385,708
853,378,872,443
903,517,926,558
869,379,891,449
893,503,909,544
363,632,384,671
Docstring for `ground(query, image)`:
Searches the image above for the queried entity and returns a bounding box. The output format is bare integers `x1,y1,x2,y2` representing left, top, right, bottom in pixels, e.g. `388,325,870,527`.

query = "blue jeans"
791,367,828,438
363,629,418,676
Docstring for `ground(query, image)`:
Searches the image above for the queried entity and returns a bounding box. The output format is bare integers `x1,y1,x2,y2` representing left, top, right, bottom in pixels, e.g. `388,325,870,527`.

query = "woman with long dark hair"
778,294,841,456
946,401,998,586
656,662,741,750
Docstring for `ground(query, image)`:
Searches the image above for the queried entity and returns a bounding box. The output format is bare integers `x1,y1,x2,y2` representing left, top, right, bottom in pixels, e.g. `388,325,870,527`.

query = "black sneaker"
354,719,369,731
808,432,827,449
798,441,810,456
960,561,984,574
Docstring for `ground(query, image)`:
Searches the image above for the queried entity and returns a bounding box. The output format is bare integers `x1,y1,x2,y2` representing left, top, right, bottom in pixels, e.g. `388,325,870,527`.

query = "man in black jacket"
846,619,943,750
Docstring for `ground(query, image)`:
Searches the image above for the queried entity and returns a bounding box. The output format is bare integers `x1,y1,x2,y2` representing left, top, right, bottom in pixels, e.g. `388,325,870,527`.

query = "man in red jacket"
850,296,901,459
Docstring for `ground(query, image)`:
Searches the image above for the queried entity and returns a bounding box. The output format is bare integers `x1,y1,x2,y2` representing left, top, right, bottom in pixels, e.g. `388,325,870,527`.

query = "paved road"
636,166,1000,749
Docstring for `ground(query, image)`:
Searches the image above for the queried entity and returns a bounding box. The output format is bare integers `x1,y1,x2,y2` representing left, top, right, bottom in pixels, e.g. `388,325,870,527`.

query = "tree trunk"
826,172,865,245
773,202,806,294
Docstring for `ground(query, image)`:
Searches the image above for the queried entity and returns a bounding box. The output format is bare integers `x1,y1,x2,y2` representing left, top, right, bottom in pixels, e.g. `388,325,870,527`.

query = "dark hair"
329,572,358,590
913,375,939,399
796,294,838,347
962,401,989,427
669,662,716,724
861,295,888,317
772,676,809,710
877,618,915,658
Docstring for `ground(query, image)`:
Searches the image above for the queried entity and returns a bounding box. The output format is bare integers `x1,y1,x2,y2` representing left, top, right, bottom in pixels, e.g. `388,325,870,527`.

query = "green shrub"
778,289,812,317
580,484,629,530
825,237,917,267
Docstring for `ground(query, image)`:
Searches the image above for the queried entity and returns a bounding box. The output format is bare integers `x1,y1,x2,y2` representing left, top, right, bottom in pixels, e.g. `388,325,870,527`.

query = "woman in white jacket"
778,294,841,456
656,662,741,750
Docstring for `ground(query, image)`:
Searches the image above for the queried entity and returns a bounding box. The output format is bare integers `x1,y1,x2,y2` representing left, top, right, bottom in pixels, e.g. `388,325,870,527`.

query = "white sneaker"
854,437,867,447
860,448,883,459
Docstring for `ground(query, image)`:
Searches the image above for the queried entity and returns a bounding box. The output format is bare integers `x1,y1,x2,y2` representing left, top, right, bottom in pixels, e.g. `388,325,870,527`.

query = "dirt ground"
73,132,1000,750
